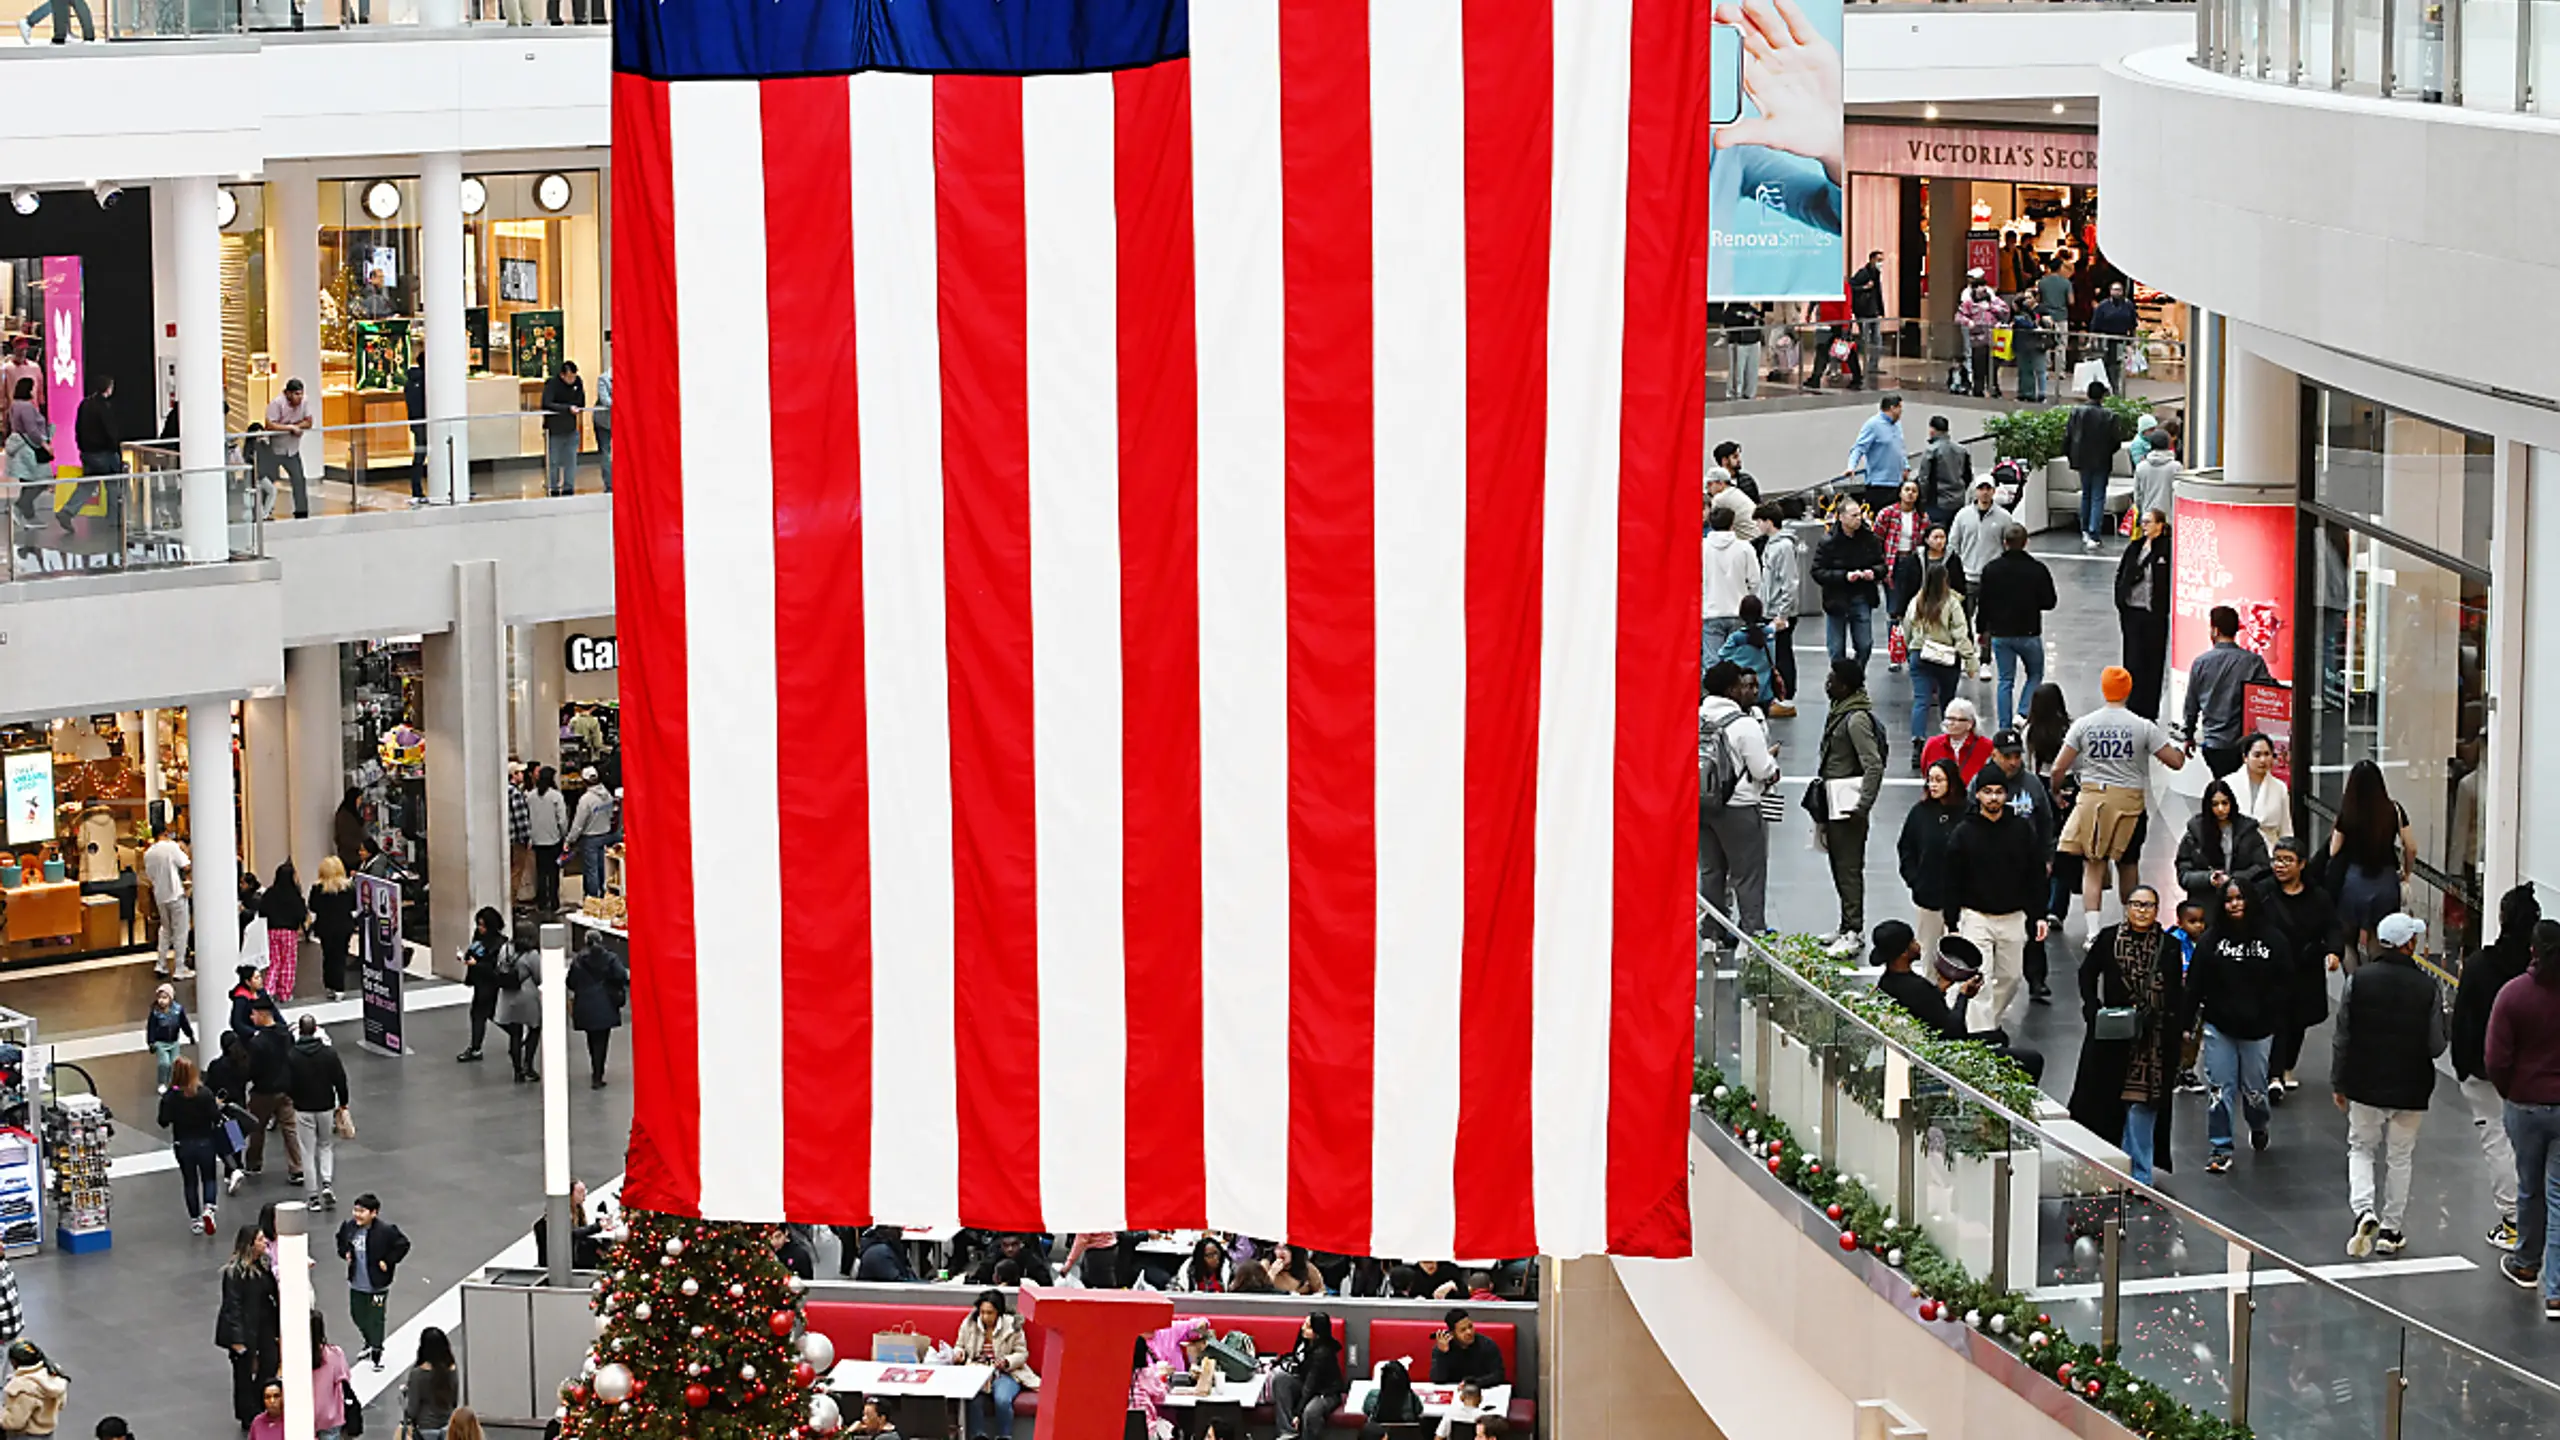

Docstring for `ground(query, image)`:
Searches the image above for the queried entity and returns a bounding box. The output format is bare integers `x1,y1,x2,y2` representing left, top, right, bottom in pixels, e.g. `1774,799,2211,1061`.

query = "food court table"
825,1358,994,1399
1345,1379,1511,1420
1161,1372,1265,1409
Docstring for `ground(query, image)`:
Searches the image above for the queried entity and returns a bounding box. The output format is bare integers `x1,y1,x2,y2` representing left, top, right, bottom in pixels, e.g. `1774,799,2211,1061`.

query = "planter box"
1918,1136,2041,1285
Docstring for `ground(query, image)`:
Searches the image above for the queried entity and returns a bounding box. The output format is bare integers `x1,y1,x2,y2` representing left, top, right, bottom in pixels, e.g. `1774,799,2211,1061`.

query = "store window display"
341,640,429,945
0,712,206,978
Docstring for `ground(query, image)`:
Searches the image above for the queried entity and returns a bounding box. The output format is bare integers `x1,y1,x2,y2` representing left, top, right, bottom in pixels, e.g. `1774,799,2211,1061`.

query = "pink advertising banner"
41,256,80,476
1846,124,2099,186
2169,496,2297,687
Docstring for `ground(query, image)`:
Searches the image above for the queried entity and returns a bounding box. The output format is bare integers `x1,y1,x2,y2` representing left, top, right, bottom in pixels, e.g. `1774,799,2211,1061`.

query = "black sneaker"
2347,1212,2380,1259
2501,1253,2541,1289
2250,1127,2270,1153
2545,1299,2560,1323
2206,1152,2233,1174
2268,1081,2287,1107
2375,1229,2406,1256
2029,985,2052,1005
456,1048,483,1063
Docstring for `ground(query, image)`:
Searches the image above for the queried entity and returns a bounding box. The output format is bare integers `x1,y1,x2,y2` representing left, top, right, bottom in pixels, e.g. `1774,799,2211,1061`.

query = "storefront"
342,638,431,944
2294,382,2493,952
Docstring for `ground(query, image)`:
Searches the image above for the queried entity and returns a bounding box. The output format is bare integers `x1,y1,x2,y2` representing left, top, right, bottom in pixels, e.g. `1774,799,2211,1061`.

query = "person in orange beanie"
2049,665,2188,933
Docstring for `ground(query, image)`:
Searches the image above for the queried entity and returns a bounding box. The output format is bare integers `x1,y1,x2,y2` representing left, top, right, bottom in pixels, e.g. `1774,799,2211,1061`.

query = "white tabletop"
1134,1229,1204,1257
1344,1380,1511,1420
824,1359,993,1400
899,1224,958,1243
1160,1372,1265,1408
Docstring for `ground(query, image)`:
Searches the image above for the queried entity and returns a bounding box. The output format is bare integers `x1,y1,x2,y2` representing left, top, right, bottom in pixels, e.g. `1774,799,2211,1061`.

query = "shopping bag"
2072,358,2109,393
1885,623,1908,667
871,1327,927,1363
221,1113,248,1156
333,1105,357,1141
2121,505,2138,538
1990,325,2014,362
1828,338,1855,361
2126,344,2151,377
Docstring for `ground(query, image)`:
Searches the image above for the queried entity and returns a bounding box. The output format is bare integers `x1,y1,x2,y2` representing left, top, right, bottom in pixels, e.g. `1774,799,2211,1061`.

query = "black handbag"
341,1379,365,1436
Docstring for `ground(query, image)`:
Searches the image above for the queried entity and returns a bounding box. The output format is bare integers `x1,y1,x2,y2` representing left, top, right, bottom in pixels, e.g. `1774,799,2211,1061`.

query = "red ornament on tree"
1917,1300,1938,1322
1837,1230,1858,1251
1768,1157,1783,1174
794,1363,816,1389
2085,1380,2102,1398
1825,1203,1844,1222
684,1383,711,1409
2057,1363,2075,1385
770,1310,798,1336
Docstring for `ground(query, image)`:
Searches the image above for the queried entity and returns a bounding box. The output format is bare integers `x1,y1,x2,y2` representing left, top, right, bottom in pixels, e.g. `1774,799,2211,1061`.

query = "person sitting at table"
965,1233,1054,1288
1128,1335,1174,1440
1409,1259,1464,1300
850,1395,900,1438
770,1225,815,1281
1429,1311,1505,1388
852,1226,914,1283
1269,1312,1347,1440
1385,1264,1424,1299
1347,1257,1389,1297
1177,1236,1229,1293
1434,1382,1497,1439
1265,1243,1322,1296
1360,1360,1425,1437
1466,1271,1497,1302
956,1289,1034,1440
1226,1257,1277,1295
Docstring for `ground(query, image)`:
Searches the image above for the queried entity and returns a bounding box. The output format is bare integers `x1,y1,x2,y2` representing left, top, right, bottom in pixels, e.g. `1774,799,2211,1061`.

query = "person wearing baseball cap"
2334,912,2444,1258
1974,727,2060,1003
1873,925,2045,1082
2051,664,2188,936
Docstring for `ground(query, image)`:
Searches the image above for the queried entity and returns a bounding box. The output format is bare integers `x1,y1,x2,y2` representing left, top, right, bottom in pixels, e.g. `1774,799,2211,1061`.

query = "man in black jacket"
2335,913,2448,1258
2456,885,2540,1251
1871,921,2044,1081
2064,380,2120,551
240,1006,304,1189
403,352,429,504
336,1194,411,1368
65,373,117,529
1848,249,1887,378
541,361,587,497
1941,774,2050,1028
1429,1310,1506,1388
1974,525,2057,730
285,1016,349,1209
1810,499,1887,674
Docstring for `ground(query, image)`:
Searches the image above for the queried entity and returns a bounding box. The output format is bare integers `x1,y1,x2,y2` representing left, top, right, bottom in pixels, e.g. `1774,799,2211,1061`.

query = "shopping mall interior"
1,1,2557,1438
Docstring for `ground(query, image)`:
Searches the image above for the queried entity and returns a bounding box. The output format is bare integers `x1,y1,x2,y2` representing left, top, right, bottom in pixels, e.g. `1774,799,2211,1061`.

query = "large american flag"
611,0,1704,1260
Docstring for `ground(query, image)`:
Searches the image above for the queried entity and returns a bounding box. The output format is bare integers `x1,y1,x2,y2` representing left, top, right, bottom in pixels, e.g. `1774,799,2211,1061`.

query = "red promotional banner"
2243,682,2293,783
2170,497,2296,696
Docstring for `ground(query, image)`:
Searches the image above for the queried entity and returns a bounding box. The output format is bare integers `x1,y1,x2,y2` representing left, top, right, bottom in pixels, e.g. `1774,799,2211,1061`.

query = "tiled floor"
1739,533,2560,1422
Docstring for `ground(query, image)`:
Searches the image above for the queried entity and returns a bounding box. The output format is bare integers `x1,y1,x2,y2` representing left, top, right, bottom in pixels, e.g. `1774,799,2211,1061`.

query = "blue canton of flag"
615,0,1188,80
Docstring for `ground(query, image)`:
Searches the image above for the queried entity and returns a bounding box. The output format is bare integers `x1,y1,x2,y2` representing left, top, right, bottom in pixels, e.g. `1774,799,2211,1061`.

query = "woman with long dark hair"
402,1327,461,1440
2176,779,2273,911
2068,886,2185,1186
1899,557,1976,769
2329,759,2416,969
259,861,307,1001
2115,509,2172,718
1360,1359,1425,1436
1898,758,1968,957
1177,1235,1228,1293
1269,1311,1346,1439
2190,881,2288,1173
2260,838,2345,1104
157,1054,224,1233
2023,683,2072,772
216,1224,281,1427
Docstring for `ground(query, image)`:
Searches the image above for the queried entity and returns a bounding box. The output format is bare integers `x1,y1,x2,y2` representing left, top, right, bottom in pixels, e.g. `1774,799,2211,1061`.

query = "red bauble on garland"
1825,1203,1843,1222
684,1383,711,1409
770,1310,798,1336
1837,1230,1858,1251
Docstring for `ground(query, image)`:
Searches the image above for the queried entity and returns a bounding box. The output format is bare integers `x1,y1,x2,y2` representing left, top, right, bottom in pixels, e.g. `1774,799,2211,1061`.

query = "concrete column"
169,176,227,560
525,620,566,770
1925,179,1971,361
266,165,322,413
188,700,239,1062
419,153,470,504
424,560,507,977
2188,307,2227,469
2223,342,2297,487
2484,437,2527,907
284,644,343,886
240,695,290,881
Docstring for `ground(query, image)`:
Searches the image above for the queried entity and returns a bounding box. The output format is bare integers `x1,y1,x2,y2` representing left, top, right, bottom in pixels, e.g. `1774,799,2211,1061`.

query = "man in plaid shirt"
507,761,533,905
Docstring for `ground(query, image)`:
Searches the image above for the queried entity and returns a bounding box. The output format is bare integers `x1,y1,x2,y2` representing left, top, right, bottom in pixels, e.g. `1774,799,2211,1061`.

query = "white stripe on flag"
1191,0,1292,1244
669,79,786,1220
1366,0,1469,1262
1024,73,1129,1230
851,71,962,1227
1530,0,1635,1256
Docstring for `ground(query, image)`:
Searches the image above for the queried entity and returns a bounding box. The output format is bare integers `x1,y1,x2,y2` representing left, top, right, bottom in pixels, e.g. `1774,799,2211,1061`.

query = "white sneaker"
2081,534,2101,551
226,1169,246,1196
1976,663,1994,682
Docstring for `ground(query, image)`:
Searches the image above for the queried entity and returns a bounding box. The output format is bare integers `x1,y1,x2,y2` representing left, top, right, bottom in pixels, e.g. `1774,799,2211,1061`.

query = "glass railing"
122,406,610,516
61,0,606,40
3,465,258,581
1709,317,2188,408
1696,898,2560,1436
2199,0,2557,112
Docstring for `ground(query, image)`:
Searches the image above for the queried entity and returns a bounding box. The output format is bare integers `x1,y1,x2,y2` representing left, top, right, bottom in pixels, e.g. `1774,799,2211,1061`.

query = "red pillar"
1018,1286,1174,1440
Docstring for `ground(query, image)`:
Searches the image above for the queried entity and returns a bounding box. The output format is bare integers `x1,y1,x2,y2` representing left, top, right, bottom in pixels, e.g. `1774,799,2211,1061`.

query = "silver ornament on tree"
741,1364,758,1381
800,1332,838,1374
665,1236,687,1257
807,1393,843,1435
634,1302,652,1321
592,1363,636,1404
594,1313,612,1336
681,1277,701,1296
729,1282,748,1299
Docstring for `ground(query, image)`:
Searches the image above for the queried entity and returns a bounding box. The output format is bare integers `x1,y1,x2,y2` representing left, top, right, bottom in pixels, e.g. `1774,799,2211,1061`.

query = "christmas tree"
561,1209,845,1440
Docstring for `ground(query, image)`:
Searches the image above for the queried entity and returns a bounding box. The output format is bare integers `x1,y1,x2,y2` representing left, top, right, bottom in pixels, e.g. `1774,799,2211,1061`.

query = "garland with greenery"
1979,391,2156,468
1695,1067,2251,1440
1741,933,2044,1134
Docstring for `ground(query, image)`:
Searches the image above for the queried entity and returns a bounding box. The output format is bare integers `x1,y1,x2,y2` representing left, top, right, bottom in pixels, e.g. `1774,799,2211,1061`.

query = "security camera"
8,190,37,217
91,182,121,210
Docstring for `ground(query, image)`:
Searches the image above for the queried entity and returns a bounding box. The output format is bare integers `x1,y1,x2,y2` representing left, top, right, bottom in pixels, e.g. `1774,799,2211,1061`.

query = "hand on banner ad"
1714,0,1846,188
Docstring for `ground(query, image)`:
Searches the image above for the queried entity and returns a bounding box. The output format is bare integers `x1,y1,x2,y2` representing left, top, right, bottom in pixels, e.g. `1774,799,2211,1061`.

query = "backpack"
1699,708,1752,807
496,948,526,991
1202,1330,1259,1381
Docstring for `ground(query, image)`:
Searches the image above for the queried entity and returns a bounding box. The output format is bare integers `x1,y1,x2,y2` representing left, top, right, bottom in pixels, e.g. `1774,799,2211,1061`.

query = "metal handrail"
1699,893,2560,1402
120,405,607,463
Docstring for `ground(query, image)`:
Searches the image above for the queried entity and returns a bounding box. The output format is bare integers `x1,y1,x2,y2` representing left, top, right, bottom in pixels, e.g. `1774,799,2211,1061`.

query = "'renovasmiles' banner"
1708,0,1846,301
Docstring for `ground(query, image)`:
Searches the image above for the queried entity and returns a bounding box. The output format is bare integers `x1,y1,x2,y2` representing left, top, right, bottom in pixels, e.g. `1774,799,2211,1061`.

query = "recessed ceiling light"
2052,102,2067,114
1924,105,1940,120
9,190,37,217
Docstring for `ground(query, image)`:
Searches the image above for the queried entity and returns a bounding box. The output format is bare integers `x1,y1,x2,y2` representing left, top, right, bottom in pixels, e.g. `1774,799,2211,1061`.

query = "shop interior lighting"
460,176,488,216
2052,102,2067,114
9,190,37,217
90,182,121,210
364,180,402,221
215,187,239,229
1923,104,1940,120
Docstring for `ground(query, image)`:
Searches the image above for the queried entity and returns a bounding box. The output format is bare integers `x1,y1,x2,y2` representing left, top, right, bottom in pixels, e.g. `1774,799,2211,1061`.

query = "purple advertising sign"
40,256,80,476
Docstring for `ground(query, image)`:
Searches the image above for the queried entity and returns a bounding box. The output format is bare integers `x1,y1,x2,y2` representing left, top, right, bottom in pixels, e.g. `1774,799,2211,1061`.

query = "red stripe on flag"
762,77,873,1225
1453,0,1553,1258
1114,60,1208,1230
1608,0,1709,1258
609,71,702,1216
934,75,1044,1231
1277,0,1378,1256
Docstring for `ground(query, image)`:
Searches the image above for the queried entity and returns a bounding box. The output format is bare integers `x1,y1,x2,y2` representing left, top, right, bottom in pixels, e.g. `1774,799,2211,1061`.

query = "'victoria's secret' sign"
1847,123,2098,186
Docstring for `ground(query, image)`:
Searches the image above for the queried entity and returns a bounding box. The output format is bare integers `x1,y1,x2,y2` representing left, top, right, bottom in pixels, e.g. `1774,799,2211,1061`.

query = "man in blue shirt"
1842,393,1910,510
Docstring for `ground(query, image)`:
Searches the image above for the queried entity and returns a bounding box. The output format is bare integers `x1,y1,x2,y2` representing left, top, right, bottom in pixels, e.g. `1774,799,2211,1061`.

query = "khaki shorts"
2060,783,2148,860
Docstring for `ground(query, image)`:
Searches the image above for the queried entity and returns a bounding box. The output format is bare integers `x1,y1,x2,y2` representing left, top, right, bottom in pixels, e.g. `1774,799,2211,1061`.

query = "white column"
424,560,507,977
539,920,571,1282
189,699,240,1061
417,0,460,27
241,695,291,881
170,176,227,559
420,153,470,504
284,644,343,887
267,166,322,412
2223,342,2295,487
2484,437,2527,906
275,1203,316,1440
525,620,566,770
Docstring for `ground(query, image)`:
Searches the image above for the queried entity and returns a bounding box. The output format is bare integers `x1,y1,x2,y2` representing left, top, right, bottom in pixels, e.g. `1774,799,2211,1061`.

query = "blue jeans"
967,1371,1022,1439
579,833,611,894
1702,615,1740,667
1908,658,1957,744
2508,1101,2560,1299
2202,1025,2271,1154
2122,1102,2158,1186
545,430,579,496
1825,596,1874,671
2079,467,2111,539
1990,635,2044,727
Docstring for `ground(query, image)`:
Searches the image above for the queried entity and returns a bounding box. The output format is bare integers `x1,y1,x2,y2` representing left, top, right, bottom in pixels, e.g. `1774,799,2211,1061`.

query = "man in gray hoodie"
1947,479,2014,677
